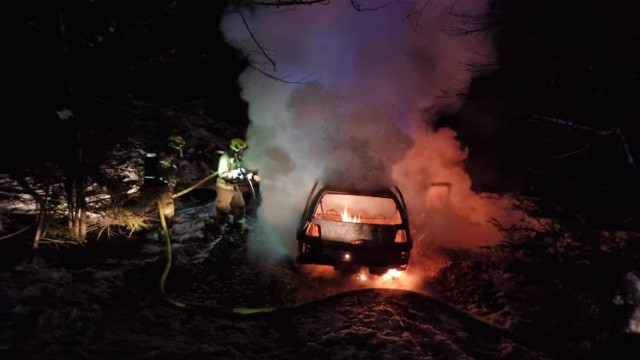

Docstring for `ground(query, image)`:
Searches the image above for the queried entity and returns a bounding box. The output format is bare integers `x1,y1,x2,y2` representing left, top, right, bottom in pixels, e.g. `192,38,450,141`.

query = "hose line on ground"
157,191,277,314
157,200,188,308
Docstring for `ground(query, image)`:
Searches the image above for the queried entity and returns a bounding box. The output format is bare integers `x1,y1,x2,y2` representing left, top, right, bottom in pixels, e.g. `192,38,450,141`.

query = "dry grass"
95,206,155,239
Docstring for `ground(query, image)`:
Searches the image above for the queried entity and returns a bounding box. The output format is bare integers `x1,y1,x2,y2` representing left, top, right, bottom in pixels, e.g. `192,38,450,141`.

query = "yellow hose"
172,172,217,199
157,200,188,308
159,174,278,314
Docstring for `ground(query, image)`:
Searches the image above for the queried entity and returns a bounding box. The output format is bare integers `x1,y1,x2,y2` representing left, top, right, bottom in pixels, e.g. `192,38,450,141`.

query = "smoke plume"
221,1,519,265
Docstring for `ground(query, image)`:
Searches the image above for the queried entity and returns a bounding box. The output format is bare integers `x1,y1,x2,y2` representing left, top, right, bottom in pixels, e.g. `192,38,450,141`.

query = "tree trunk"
33,185,50,250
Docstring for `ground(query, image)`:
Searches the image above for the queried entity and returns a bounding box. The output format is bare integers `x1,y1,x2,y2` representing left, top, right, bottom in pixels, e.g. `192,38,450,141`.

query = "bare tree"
222,0,396,83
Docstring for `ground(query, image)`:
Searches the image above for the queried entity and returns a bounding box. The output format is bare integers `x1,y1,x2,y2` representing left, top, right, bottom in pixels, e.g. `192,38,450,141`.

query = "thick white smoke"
220,1,518,264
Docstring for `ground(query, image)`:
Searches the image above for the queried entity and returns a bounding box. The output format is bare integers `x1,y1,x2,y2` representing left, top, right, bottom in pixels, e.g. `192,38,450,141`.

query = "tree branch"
238,9,277,72
525,114,638,170
238,0,331,6
229,0,388,82
0,224,35,241
248,63,321,84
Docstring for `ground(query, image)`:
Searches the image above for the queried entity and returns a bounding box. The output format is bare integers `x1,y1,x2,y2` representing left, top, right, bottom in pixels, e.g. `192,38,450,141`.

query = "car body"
296,182,413,275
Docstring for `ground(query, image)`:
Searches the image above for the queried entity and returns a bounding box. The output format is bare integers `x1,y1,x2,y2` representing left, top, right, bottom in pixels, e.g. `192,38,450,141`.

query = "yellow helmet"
229,138,247,152
167,135,186,150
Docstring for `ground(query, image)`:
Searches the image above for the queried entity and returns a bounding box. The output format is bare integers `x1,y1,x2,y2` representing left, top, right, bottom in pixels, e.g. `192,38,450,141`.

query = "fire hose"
247,174,256,200
157,199,188,308
158,172,271,313
159,171,218,309
172,171,218,199
172,170,256,199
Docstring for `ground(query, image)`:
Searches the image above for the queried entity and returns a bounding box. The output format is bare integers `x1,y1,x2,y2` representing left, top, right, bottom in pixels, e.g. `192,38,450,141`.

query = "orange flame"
341,206,361,223
381,269,402,281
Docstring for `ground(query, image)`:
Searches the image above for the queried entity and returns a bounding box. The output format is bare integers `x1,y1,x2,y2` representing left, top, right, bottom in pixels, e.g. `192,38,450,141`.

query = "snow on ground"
0,128,638,359
0,199,561,360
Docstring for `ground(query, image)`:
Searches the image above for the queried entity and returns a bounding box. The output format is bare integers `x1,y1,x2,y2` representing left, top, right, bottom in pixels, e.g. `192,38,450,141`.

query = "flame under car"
296,183,413,275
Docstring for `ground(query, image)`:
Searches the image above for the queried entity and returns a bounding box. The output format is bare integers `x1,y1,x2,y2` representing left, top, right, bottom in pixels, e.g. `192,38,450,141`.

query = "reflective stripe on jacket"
216,152,244,190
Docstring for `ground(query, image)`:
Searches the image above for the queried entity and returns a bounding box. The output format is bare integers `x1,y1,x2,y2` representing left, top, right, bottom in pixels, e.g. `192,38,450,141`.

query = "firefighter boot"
231,206,246,235
212,210,230,237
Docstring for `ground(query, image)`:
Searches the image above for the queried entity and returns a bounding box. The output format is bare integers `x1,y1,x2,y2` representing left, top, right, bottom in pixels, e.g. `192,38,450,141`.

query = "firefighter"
156,134,186,221
213,138,259,236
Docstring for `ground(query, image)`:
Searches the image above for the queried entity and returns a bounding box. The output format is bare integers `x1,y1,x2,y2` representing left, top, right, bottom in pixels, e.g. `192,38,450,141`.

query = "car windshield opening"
313,193,401,225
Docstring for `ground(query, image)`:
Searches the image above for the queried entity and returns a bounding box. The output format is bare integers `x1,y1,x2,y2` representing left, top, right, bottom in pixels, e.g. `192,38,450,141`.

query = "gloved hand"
247,172,260,181
228,169,245,181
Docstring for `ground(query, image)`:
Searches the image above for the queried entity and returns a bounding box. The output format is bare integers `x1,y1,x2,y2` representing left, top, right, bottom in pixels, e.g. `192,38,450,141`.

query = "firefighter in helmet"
213,138,259,235
157,134,186,220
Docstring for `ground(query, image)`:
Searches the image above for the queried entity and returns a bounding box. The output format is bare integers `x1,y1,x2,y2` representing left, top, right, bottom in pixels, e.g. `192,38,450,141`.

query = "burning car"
296,182,413,275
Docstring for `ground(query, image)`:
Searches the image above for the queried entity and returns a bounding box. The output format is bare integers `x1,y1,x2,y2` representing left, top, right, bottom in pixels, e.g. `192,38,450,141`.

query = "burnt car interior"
297,182,413,275
313,193,402,225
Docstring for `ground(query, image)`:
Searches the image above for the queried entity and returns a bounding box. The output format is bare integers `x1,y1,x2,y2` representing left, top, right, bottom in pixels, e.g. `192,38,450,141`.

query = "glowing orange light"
341,206,361,223
306,223,320,237
394,229,407,243
381,269,402,281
